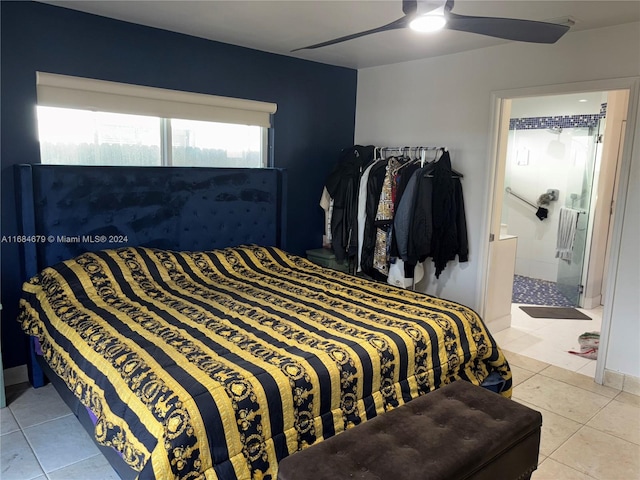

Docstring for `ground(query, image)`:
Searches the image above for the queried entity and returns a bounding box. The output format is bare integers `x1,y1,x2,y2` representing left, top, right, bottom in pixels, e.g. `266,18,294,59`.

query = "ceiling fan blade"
292,16,409,52
445,11,570,44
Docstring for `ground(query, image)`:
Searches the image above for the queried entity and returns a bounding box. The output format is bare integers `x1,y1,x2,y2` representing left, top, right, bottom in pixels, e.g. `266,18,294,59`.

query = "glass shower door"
556,122,603,306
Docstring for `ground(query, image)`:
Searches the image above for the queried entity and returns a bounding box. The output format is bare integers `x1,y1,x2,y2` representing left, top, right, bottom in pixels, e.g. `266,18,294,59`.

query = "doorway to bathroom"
484,86,630,378
504,91,609,309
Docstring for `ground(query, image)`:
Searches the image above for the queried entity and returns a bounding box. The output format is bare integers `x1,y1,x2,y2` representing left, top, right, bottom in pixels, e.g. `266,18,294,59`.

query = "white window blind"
36,72,277,128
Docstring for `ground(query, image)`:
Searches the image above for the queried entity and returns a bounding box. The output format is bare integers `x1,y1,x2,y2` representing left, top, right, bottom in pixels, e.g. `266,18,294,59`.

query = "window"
38,107,161,166
36,72,276,168
170,119,264,168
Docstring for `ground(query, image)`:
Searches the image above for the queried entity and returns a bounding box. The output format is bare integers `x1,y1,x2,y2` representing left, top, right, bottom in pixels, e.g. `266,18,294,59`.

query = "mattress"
18,245,511,480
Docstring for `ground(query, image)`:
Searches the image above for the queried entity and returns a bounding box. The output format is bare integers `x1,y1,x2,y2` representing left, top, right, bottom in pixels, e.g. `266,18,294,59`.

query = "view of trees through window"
171,118,262,167
37,107,265,167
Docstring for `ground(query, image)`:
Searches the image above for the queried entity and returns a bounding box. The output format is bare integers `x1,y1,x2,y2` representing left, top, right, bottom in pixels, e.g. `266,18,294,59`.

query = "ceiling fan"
292,0,570,52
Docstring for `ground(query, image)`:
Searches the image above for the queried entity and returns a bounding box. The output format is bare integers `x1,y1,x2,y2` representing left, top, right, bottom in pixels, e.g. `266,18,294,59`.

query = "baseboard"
581,295,602,310
487,314,511,333
3,364,28,386
603,369,640,396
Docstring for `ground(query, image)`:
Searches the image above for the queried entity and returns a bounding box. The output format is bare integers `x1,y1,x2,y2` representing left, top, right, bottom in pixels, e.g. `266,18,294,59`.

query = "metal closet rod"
376,146,448,163
378,146,446,152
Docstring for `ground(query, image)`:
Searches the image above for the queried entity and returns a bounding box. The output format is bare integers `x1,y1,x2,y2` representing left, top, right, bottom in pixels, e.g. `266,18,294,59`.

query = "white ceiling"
40,1,640,69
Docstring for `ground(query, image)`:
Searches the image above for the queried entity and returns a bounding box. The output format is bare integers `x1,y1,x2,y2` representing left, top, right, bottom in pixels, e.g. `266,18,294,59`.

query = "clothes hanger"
392,146,421,172
435,147,463,177
421,147,464,178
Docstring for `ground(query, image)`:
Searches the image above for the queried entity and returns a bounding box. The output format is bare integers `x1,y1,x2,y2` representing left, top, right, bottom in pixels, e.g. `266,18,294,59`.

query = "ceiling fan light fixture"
409,13,447,33
292,0,572,53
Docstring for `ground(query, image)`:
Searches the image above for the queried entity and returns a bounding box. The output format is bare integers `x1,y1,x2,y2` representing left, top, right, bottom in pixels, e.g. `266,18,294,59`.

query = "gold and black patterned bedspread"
19,245,511,480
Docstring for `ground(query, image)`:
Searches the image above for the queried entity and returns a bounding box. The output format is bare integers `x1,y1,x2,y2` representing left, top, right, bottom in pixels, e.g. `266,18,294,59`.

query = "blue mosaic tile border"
509,103,607,131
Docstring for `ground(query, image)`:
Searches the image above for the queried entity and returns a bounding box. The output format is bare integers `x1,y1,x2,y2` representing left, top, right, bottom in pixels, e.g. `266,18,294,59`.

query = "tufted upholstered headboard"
15,164,287,281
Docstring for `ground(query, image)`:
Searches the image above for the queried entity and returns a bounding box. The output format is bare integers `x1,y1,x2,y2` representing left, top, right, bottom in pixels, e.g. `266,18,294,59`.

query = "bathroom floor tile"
516,341,592,372
500,331,546,354
505,304,604,373
575,360,597,378
510,304,556,331
491,326,530,346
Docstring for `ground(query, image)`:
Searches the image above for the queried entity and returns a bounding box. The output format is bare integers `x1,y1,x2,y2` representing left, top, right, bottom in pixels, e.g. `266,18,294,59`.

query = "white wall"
355,22,640,376
605,99,640,378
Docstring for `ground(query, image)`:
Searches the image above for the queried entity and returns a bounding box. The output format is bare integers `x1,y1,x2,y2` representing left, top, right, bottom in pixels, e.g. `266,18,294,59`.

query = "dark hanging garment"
454,178,469,263
407,163,436,266
325,145,374,262
430,151,468,278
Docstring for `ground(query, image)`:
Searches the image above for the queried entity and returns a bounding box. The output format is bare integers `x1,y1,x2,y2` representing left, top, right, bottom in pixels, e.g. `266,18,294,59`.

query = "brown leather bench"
277,380,542,480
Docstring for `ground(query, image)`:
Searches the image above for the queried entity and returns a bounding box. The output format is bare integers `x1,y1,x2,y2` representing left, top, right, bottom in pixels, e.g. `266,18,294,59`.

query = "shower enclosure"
556,123,603,305
502,112,604,307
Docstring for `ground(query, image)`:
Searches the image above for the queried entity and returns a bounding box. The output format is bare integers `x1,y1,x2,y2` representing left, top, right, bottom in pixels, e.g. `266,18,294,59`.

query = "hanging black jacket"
406,164,436,266
325,145,374,262
429,151,469,278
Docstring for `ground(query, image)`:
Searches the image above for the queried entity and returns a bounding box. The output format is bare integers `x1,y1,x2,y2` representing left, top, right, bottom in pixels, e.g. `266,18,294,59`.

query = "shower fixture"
538,189,558,206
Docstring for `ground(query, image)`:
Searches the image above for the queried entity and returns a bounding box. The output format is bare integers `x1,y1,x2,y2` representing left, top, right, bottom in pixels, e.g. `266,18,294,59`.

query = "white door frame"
478,77,640,385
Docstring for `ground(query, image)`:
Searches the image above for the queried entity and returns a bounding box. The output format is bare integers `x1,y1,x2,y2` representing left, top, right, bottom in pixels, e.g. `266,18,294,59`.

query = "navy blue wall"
0,1,357,368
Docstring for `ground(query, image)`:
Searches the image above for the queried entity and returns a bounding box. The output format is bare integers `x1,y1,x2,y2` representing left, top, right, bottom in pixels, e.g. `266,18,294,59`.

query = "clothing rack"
377,146,445,153
376,146,446,161
375,146,463,177
324,143,468,283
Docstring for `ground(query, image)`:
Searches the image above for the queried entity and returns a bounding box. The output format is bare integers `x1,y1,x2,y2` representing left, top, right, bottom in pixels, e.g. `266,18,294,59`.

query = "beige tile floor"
492,304,640,478
505,349,640,480
1,355,639,480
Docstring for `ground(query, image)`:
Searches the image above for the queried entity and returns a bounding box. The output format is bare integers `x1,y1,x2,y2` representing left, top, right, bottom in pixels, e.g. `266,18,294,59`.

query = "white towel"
556,207,580,261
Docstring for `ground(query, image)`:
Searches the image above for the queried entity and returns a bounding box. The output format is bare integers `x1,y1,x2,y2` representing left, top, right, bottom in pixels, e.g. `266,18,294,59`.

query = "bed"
15,164,511,480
